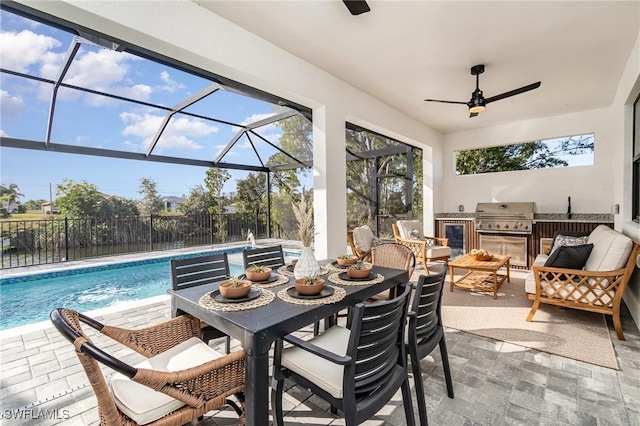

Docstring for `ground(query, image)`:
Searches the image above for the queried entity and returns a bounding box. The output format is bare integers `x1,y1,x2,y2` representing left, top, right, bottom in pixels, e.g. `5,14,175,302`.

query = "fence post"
149,214,153,251
210,214,214,245
64,217,69,261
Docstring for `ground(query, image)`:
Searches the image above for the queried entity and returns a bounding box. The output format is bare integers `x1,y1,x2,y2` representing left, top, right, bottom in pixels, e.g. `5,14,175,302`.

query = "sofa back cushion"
352,225,375,251
396,220,424,240
585,225,633,271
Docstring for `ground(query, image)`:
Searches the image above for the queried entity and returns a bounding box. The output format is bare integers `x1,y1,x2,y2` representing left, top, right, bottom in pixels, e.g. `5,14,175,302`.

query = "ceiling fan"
343,0,370,16
424,64,541,118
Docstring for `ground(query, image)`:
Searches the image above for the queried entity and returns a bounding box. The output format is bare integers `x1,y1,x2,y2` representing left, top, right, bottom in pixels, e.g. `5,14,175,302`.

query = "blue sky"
0,9,307,203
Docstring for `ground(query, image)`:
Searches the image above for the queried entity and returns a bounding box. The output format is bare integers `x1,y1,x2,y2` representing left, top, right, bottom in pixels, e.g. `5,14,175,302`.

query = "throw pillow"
549,230,590,255
409,229,421,240
543,244,594,280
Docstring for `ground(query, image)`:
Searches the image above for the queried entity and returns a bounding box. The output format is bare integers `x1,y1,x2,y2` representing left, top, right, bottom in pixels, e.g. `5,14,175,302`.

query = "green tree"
268,111,313,194
179,185,215,215
0,183,23,204
456,135,594,175
137,178,164,216
55,179,102,218
235,172,267,214
204,168,230,214
97,196,139,218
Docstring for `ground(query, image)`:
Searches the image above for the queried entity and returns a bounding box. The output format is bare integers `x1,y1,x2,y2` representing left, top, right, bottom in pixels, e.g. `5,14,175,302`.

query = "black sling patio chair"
170,253,232,353
406,266,454,425
242,245,286,270
271,284,415,426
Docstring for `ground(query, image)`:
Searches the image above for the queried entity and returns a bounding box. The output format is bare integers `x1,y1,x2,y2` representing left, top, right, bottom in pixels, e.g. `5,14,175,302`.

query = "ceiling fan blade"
469,112,479,118
424,99,468,105
485,82,541,104
343,0,370,15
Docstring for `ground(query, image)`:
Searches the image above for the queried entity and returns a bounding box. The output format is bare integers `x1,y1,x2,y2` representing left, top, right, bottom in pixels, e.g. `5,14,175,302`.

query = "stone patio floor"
1,246,639,425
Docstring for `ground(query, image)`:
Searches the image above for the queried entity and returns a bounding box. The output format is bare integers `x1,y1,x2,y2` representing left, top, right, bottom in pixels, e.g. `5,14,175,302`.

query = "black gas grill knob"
495,224,500,229
504,224,509,229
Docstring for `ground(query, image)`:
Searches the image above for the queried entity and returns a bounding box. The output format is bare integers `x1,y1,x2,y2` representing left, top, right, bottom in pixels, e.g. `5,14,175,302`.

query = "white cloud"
159,71,185,93
120,111,218,152
0,29,61,73
0,129,9,137
0,90,24,117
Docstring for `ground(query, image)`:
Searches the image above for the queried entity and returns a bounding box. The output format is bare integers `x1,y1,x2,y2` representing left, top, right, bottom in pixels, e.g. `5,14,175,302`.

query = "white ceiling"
195,1,639,134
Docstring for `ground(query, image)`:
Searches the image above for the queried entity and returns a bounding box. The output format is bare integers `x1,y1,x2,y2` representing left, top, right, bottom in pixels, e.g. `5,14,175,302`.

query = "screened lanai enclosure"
0,3,421,267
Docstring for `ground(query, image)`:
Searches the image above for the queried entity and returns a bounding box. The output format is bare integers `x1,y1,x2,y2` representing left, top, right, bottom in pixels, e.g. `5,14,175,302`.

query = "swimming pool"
0,248,298,330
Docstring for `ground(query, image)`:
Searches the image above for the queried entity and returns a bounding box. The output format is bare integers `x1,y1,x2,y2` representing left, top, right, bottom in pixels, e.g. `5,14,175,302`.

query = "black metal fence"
0,213,275,269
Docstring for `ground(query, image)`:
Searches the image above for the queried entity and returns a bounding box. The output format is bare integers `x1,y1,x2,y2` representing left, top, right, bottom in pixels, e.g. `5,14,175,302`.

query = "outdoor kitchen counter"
435,213,614,223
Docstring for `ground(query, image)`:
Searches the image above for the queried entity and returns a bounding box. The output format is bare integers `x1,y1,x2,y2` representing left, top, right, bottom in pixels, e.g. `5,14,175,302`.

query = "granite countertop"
435,213,614,223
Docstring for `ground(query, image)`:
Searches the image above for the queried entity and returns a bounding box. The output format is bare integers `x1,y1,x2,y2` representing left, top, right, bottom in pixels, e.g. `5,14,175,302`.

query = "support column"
312,105,347,259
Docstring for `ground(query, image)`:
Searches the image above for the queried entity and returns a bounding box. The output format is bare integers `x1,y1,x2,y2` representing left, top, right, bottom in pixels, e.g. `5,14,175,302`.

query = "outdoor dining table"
168,260,410,426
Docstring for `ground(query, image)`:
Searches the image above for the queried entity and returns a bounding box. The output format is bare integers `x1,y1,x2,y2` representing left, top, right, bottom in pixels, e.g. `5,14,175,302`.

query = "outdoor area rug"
440,273,618,369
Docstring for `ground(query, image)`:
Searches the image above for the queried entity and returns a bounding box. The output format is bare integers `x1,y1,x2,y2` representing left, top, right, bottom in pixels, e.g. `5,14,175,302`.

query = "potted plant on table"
292,195,321,279
336,254,358,266
294,274,325,295
346,260,373,279
219,275,252,299
245,264,272,282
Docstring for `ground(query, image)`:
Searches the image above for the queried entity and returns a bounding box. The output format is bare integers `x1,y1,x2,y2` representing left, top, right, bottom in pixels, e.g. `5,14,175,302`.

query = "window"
455,134,594,175
633,93,640,222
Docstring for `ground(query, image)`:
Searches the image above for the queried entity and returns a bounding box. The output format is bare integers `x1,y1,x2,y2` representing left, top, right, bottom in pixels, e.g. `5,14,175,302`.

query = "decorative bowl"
219,280,252,299
336,255,358,266
294,278,325,295
474,253,493,261
346,265,372,279
245,267,272,282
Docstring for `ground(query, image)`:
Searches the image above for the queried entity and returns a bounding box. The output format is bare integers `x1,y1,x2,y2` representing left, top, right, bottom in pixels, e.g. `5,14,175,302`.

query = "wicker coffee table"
448,253,511,299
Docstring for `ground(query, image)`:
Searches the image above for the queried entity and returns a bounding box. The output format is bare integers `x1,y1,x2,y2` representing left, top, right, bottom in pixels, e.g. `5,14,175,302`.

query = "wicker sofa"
525,225,640,340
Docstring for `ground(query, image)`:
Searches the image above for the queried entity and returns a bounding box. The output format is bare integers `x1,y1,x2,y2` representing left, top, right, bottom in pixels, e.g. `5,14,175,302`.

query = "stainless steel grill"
474,202,535,234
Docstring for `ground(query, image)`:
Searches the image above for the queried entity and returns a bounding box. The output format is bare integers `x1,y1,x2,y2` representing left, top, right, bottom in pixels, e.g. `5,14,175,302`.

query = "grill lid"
475,202,535,218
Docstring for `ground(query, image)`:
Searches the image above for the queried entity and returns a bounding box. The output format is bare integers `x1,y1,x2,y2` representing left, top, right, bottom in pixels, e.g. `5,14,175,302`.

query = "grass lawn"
1,212,49,221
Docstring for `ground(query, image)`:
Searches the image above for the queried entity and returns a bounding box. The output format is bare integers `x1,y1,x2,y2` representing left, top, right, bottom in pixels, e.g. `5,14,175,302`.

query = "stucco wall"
442,107,617,215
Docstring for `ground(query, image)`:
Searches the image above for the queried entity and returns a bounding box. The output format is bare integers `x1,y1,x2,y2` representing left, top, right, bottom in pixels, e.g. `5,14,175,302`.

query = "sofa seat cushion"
281,326,351,399
525,254,548,294
110,337,222,425
585,225,633,272
397,220,424,240
426,246,451,259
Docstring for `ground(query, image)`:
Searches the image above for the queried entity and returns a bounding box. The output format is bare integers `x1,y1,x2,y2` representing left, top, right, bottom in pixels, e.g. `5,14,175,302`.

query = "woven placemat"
277,265,331,277
324,261,348,272
277,285,346,305
328,272,384,286
250,274,290,289
199,289,275,312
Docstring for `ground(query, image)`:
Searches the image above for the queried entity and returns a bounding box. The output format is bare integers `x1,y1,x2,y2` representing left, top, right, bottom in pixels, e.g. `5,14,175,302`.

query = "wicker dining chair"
50,308,245,426
367,242,415,301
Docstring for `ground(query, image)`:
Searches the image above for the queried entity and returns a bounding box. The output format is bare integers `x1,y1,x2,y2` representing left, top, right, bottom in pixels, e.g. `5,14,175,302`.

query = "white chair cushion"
525,254,548,294
426,246,451,258
281,326,351,399
352,225,375,251
585,225,633,272
397,220,424,240
110,337,222,425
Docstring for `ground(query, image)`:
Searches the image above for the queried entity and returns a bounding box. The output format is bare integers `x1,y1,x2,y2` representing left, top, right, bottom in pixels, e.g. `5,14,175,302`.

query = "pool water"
0,250,287,330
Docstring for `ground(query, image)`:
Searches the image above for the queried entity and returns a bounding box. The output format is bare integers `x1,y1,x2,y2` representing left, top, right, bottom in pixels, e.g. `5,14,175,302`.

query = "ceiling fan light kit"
343,0,370,16
424,64,541,118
